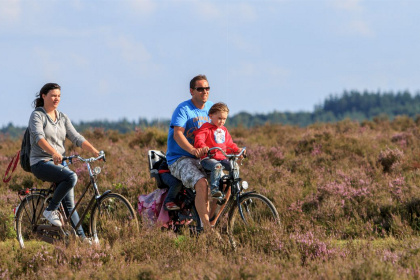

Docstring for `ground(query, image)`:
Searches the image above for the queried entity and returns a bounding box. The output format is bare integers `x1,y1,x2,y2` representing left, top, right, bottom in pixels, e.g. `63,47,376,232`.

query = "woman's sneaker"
80,236,100,246
43,209,62,227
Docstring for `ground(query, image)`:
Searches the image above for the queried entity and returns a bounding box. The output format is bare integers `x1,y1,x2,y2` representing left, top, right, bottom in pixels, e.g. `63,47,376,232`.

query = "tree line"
2,90,420,138
229,90,420,127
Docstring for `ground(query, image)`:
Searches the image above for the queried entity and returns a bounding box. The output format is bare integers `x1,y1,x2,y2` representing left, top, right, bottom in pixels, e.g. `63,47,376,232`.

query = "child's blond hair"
209,102,229,115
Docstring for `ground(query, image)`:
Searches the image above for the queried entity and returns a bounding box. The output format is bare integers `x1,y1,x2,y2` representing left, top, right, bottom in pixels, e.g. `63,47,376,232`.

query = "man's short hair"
190,74,208,89
209,102,229,115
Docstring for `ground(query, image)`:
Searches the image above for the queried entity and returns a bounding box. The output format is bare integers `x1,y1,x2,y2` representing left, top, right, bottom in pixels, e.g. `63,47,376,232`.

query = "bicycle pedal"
217,198,226,205
178,213,192,221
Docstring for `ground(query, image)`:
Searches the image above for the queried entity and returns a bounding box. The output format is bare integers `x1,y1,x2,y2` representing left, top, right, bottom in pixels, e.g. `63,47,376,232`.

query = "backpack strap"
34,107,48,129
3,150,20,183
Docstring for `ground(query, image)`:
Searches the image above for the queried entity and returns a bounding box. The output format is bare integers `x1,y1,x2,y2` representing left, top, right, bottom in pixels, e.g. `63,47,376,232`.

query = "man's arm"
173,126,206,158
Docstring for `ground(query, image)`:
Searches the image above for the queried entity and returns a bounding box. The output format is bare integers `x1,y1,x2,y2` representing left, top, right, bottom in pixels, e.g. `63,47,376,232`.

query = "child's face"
209,111,228,128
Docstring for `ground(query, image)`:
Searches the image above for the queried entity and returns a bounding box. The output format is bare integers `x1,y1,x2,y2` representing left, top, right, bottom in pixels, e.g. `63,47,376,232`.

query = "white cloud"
0,0,21,23
33,47,62,79
231,61,289,82
96,78,111,97
348,19,373,37
192,1,222,21
108,35,162,75
331,0,363,12
111,36,152,64
329,0,374,37
190,1,258,22
69,53,90,68
230,33,260,55
69,0,84,10
128,0,158,16
236,3,257,21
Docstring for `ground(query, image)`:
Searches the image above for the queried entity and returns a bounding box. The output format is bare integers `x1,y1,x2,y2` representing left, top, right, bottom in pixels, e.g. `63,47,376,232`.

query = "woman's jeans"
200,159,237,192
31,160,85,237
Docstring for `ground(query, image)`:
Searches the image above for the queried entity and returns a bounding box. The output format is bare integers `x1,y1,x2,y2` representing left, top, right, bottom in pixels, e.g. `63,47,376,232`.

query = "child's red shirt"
194,122,240,160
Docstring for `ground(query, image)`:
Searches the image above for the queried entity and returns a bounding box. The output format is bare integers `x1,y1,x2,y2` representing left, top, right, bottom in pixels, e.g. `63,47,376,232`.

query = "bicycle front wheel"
15,194,49,248
227,193,280,242
90,193,139,245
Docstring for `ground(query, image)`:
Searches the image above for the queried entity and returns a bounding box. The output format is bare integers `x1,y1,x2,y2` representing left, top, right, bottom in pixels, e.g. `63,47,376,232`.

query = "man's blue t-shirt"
166,99,214,165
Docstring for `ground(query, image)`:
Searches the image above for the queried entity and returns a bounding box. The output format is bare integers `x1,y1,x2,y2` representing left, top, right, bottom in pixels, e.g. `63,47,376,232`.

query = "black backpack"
20,108,47,172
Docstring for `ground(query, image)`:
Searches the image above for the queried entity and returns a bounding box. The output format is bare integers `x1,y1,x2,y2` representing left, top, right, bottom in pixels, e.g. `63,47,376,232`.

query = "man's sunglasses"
194,87,210,92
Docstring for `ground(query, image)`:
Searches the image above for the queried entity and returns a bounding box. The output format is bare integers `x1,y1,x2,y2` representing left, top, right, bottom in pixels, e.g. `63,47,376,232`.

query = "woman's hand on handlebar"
62,151,106,164
52,152,63,165
93,149,100,158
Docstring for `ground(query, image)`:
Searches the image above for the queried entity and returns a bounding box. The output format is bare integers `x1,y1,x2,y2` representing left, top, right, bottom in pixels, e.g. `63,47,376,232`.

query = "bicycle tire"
90,193,139,245
227,193,280,242
15,194,49,248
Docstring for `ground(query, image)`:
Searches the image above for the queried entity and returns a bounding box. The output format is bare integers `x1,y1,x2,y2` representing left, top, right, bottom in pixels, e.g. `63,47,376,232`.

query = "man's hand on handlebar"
190,147,208,158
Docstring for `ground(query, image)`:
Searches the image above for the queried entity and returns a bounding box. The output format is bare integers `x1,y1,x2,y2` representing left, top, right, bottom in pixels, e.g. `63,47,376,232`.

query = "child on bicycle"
194,102,244,198
159,158,183,211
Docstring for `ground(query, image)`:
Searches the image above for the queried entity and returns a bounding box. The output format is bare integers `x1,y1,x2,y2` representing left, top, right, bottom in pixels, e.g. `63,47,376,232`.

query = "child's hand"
238,148,246,164
196,146,209,158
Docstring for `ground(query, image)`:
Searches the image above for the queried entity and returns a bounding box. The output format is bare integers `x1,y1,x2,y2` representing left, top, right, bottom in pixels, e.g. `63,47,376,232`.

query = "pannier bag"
138,188,170,227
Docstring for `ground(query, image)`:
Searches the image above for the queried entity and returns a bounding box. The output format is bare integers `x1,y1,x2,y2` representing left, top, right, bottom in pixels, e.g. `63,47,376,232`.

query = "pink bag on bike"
138,188,170,227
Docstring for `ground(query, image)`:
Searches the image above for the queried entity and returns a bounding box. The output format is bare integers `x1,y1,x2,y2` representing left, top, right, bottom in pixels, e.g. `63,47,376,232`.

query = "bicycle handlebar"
204,147,246,160
62,150,106,164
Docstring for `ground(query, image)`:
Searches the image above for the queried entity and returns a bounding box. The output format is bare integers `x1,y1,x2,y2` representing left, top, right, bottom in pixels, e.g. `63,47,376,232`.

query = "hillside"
2,90,420,138
2,118,420,278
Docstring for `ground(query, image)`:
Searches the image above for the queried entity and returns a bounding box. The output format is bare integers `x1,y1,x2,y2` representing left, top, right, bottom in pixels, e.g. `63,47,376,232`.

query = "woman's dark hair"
33,83,61,108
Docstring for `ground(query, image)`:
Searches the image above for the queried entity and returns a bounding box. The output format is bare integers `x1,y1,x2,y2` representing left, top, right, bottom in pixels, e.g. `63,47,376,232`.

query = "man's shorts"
168,157,207,189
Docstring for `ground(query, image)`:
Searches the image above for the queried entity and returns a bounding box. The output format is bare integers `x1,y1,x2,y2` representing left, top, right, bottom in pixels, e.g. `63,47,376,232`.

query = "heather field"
3,117,420,279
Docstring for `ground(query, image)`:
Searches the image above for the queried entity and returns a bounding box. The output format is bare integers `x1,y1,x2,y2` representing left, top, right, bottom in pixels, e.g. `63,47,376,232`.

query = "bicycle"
15,151,139,248
148,147,280,248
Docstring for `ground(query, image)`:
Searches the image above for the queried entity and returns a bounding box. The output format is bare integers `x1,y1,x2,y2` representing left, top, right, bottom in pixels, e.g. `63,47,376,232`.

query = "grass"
2,118,420,278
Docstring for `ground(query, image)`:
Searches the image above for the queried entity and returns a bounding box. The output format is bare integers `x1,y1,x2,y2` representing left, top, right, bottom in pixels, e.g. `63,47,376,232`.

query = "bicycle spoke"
228,193,280,242
16,194,49,248
90,193,138,245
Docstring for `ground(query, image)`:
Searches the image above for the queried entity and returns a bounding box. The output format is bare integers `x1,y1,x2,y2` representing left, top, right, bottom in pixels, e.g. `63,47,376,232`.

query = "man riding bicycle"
166,74,214,231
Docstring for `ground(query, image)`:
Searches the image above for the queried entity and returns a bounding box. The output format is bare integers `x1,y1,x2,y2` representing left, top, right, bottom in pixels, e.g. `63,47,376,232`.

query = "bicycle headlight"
242,181,249,190
93,166,101,175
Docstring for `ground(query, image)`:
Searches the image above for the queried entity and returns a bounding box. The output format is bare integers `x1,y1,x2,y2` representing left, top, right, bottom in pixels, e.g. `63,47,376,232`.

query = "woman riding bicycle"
28,83,100,241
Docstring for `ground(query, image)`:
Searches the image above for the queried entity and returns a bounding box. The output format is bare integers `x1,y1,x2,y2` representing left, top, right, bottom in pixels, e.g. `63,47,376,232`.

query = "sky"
1,0,419,127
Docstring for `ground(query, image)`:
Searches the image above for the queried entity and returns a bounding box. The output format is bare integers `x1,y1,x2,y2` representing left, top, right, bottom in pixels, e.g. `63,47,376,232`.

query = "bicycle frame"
16,150,141,248
59,153,108,231
203,147,252,226
20,152,107,234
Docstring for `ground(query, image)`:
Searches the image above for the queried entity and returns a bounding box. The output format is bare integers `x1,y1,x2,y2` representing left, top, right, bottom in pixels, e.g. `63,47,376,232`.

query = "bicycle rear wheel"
90,193,139,245
227,193,280,244
15,194,50,248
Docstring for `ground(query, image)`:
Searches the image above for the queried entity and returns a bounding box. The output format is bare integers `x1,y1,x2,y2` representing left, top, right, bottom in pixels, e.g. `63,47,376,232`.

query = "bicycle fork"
236,191,257,224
